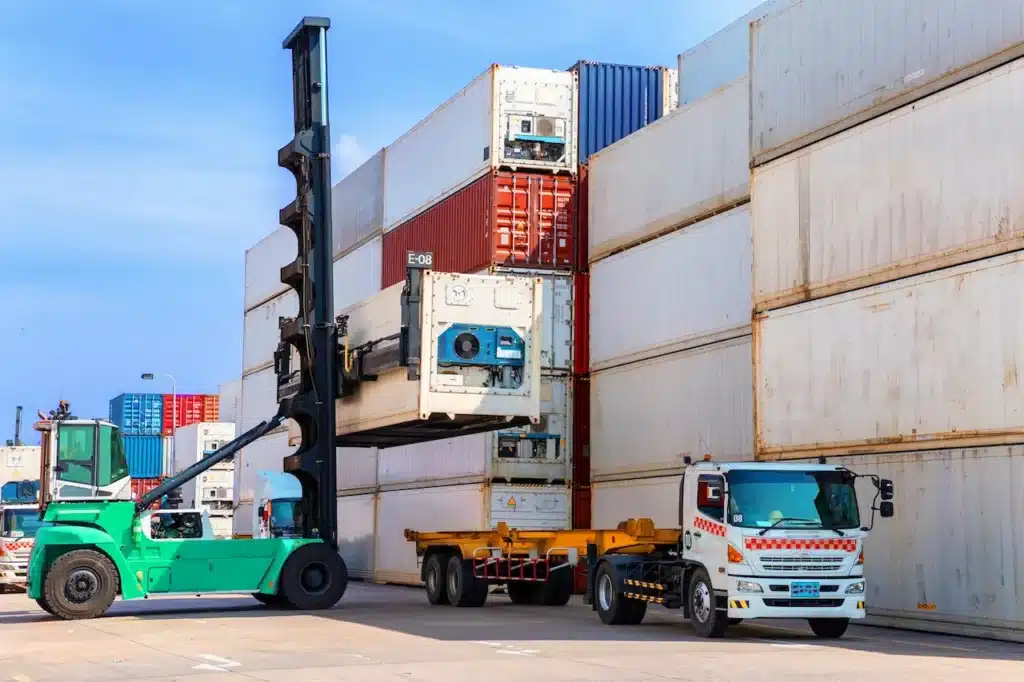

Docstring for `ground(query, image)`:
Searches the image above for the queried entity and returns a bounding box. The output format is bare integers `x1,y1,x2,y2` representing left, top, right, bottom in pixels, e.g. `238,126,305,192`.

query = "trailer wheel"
506,581,540,604
424,553,450,606
808,618,849,639
445,555,488,607
43,549,119,620
688,568,727,638
279,543,348,610
536,567,573,606
594,563,646,625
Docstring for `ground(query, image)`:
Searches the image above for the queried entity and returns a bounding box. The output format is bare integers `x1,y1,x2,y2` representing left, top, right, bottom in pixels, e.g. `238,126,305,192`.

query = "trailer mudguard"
26,524,142,600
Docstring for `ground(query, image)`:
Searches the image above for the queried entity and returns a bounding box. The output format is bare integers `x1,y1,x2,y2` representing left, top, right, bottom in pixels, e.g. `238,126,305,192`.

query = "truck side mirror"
879,501,894,518
878,478,894,501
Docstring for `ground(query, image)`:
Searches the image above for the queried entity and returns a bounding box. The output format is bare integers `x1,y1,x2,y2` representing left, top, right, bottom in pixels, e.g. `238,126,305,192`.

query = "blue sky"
0,0,763,444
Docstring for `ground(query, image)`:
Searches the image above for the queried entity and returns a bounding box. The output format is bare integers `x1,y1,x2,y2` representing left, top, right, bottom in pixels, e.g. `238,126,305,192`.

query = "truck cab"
0,495,46,592
252,471,303,539
591,460,894,638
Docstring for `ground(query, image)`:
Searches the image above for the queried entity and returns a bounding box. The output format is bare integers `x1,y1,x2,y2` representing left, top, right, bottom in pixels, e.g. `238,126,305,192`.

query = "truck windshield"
1,509,50,538
270,499,302,536
726,469,860,530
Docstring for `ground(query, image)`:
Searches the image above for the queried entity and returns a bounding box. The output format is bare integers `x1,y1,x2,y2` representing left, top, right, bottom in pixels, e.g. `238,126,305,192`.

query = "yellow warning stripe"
728,599,750,609
624,579,665,591
624,592,665,604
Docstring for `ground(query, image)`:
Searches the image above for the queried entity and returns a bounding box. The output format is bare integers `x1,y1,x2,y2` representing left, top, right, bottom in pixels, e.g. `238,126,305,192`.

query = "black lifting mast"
273,17,339,549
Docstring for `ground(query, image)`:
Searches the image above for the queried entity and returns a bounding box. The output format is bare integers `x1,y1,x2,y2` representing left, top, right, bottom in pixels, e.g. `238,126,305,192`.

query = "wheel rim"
299,561,331,595
447,564,460,596
426,563,438,594
692,581,711,623
65,567,100,604
598,573,614,612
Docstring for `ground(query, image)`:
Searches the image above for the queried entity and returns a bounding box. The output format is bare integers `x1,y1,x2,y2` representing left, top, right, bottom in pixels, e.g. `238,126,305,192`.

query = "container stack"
747,0,1024,639
109,393,164,479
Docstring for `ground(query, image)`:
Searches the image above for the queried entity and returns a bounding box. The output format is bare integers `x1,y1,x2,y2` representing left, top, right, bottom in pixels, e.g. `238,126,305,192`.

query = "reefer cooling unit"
283,265,543,448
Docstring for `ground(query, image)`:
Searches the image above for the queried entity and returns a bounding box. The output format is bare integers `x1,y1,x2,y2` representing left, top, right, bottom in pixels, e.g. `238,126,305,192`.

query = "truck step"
624,591,665,604
623,579,665,591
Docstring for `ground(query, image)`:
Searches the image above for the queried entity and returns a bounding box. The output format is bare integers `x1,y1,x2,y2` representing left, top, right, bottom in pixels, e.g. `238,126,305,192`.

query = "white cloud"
333,133,370,179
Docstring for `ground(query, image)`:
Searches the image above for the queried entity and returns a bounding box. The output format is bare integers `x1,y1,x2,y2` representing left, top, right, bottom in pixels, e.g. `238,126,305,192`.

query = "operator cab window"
696,474,726,523
149,512,204,540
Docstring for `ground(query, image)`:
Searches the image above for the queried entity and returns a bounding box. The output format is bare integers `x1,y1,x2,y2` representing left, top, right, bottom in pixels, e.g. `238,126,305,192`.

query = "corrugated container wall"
123,434,164,479
592,476,681,529
750,0,1024,167
571,61,677,164
589,204,752,371
753,56,1024,312
383,65,578,232
382,171,576,287
218,379,242,426
109,393,164,436
756,250,1024,459
676,0,795,105
243,227,295,312
588,76,749,263
591,336,755,481
161,395,216,435
332,148,385,257
337,494,376,580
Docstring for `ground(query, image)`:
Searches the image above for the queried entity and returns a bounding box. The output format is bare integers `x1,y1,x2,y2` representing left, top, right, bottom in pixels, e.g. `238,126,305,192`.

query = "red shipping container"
381,170,577,288
575,162,590,271
573,272,590,375
161,394,205,434
131,477,166,509
571,374,590,486
201,395,220,422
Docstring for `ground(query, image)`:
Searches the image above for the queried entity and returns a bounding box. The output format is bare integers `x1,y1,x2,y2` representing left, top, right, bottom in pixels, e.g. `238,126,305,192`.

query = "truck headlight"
0,563,17,571
736,580,763,594
845,581,865,594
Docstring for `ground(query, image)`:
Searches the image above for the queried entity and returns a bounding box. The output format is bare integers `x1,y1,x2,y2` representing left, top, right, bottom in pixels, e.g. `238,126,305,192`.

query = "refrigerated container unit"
374,482,571,585
384,64,578,233
122,434,164,479
382,170,576,286
109,393,164,436
172,423,237,536
752,55,1024,312
570,61,678,164
0,446,41,487
750,0,1024,166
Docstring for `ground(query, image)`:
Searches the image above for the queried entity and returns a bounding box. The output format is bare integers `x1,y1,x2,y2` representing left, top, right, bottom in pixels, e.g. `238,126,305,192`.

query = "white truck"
252,471,303,539
171,422,236,538
406,460,895,639
0,480,43,592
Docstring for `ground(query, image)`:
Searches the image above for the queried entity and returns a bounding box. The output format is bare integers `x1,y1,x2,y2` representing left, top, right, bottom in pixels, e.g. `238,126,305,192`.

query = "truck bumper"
726,575,866,620
0,565,28,589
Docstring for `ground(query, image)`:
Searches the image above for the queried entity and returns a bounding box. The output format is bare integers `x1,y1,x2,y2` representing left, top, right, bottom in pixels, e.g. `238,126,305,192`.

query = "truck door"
681,471,728,583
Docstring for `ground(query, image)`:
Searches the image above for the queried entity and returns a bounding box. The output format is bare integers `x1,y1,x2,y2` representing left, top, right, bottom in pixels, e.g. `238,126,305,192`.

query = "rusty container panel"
382,171,576,288
754,56,1024,312
756,250,1024,459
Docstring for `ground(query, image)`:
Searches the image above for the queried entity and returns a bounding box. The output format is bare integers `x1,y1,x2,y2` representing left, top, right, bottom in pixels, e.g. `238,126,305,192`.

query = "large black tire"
43,549,119,620
507,581,541,605
424,553,449,606
445,555,488,607
252,592,285,608
688,568,728,638
808,618,850,639
594,563,646,625
535,567,573,606
36,596,56,616
278,543,348,611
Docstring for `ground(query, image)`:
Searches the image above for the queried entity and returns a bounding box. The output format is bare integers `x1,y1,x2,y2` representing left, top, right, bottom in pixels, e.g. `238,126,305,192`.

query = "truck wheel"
43,549,119,620
594,563,646,625
536,568,573,606
424,553,449,606
36,596,56,616
808,618,850,639
688,568,728,638
252,592,285,608
279,543,348,610
507,581,540,604
445,555,488,607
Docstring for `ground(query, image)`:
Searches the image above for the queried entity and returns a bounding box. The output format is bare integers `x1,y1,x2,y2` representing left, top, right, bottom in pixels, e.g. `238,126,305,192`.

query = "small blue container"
122,435,164,479
109,393,164,436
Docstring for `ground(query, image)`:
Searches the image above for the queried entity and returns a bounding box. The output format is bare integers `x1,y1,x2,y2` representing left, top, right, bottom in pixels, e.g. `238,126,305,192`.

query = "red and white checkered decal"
744,537,858,552
2,540,33,552
693,515,726,537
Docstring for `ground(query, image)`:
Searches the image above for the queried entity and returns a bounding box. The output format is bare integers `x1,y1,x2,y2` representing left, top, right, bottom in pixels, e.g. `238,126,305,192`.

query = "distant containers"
750,0,1024,167
109,393,163,436
570,61,678,164
333,148,386,258
122,435,164,479
381,170,577,288
161,395,219,435
383,64,578,233
130,477,166,509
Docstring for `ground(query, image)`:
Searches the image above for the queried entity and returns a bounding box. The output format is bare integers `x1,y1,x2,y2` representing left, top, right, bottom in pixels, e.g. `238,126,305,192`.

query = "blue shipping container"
570,61,675,164
123,434,164,478
109,393,164,436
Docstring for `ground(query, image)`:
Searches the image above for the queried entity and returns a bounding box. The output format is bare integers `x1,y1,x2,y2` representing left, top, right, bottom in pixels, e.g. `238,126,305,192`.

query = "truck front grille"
759,556,845,572
762,598,845,608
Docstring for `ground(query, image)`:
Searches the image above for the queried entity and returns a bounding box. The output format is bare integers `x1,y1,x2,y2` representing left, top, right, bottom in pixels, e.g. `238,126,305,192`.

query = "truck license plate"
791,581,820,599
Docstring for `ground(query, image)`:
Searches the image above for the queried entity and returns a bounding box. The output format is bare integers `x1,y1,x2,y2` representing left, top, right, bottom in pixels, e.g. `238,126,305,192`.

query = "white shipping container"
218,378,242,427
591,336,754,481
239,366,293,436
750,0,1024,167
243,227,296,312
592,476,682,529
756,250,1024,458
233,501,253,537
374,483,570,585
333,148,385,258
384,65,578,231
753,56,1024,312
588,76,749,263
234,429,294,505
589,205,752,371
481,268,573,371
0,446,41,486
242,236,383,375
376,374,572,488
677,0,795,106
337,493,377,580
337,447,378,493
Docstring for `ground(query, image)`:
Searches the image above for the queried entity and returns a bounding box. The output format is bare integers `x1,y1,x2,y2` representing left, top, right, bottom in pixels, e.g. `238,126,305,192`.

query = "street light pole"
142,372,177,476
